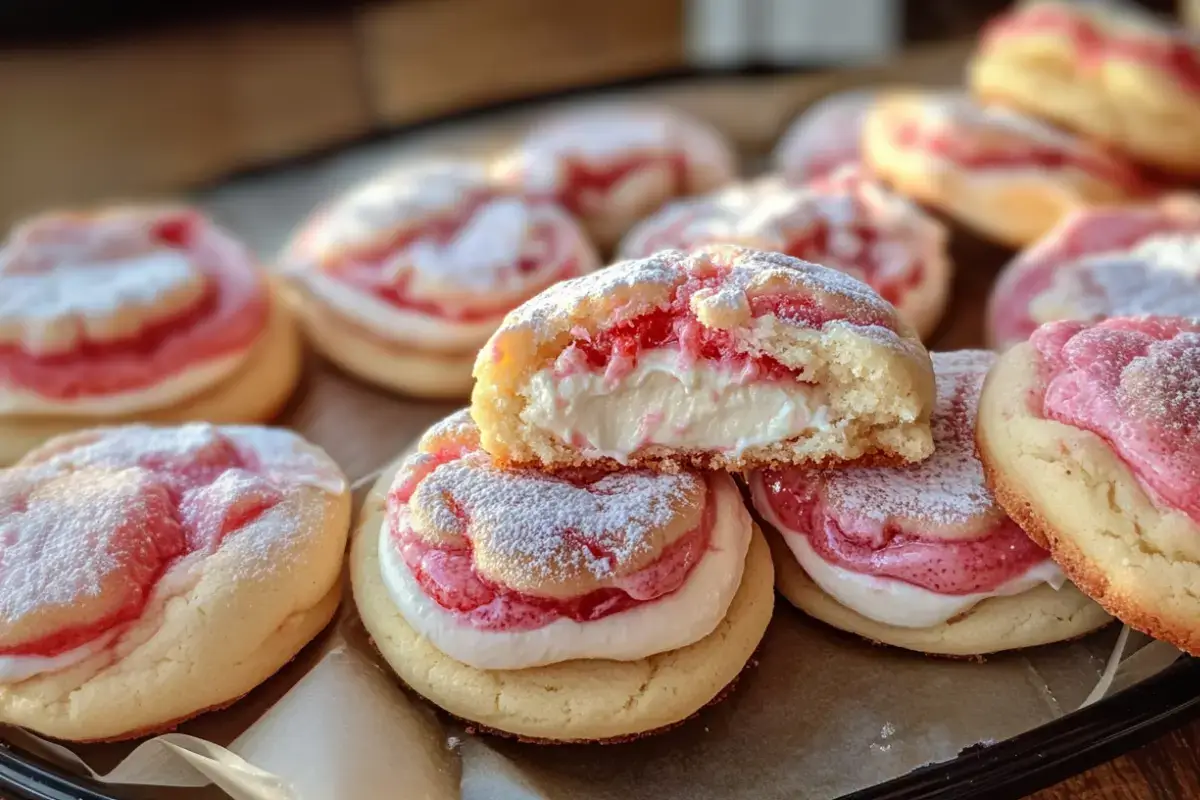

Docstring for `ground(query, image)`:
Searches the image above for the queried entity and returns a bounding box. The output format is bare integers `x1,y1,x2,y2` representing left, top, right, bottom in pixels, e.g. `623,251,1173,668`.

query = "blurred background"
0,0,1186,230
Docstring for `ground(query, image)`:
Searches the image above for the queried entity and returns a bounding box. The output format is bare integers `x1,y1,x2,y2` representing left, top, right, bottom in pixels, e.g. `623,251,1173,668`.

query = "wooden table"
1033,720,1200,799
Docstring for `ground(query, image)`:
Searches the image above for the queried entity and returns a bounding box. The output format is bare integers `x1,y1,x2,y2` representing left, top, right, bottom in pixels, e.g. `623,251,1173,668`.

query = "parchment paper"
0,41,1186,800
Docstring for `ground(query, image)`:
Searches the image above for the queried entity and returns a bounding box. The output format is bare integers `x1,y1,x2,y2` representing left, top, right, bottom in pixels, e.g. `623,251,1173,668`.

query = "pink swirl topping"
0,209,267,401
387,446,713,632
295,180,594,323
1033,316,1200,524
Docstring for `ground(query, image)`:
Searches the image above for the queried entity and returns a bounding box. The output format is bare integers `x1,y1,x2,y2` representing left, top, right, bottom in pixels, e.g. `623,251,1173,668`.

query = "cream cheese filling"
751,478,1066,628
519,348,831,462
783,531,1065,629
378,474,752,670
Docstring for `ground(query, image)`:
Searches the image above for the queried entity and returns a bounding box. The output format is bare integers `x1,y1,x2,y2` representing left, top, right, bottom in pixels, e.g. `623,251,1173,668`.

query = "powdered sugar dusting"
413,453,702,582
1035,317,1200,523
420,408,480,452
824,350,997,527
502,249,683,336
0,252,200,324
34,424,345,497
290,161,597,309
989,201,1200,347
225,427,347,495
507,104,733,191
1118,332,1200,449
0,467,184,638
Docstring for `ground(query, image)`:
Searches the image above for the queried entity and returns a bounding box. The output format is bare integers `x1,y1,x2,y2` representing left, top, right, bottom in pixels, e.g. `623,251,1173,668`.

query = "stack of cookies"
350,244,1139,743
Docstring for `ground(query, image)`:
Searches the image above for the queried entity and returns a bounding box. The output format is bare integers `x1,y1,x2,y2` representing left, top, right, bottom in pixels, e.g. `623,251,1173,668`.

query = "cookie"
351,412,773,741
971,1,1200,175
987,196,1200,349
281,160,599,399
0,207,300,464
494,105,736,250
978,316,1200,654
0,424,350,741
773,89,877,182
862,90,1146,247
750,350,1111,655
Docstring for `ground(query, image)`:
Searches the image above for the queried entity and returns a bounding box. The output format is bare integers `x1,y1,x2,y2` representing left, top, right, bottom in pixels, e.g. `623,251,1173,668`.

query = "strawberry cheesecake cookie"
971,1,1200,176
0,207,300,465
750,350,1111,656
978,316,1200,655
987,196,1200,349
618,166,952,339
282,161,599,398
472,246,935,471
352,411,773,742
0,423,350,741
494,105,736,250
863,90,1147,247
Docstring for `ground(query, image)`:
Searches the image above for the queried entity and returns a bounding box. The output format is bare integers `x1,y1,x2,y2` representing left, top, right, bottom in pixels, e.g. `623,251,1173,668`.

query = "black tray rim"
1,656,1197,800
2,62,1197,800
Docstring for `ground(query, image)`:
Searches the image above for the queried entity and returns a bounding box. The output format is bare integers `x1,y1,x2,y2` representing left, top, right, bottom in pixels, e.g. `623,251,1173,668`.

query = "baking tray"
1,51,1198,800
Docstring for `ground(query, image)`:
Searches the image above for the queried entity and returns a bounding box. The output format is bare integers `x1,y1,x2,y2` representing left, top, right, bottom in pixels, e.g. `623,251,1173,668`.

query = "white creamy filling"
519,349,830,462
751,478,1066,628
783,532,1065,629
378,475,752,670
0,349,248,417
0,629,120,683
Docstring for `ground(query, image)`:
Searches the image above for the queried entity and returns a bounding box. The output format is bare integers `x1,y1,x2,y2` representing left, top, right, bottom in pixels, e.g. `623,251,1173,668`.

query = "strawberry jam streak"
988,207,1200,347
983,4,1200,98
0,431,283,657
1033,317,1200,525
0,210,267,400
759,470,1049,594
559,269,895,384
388,450,712,632
557,153,688,217
321,192,583,322
888,115,1144,192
